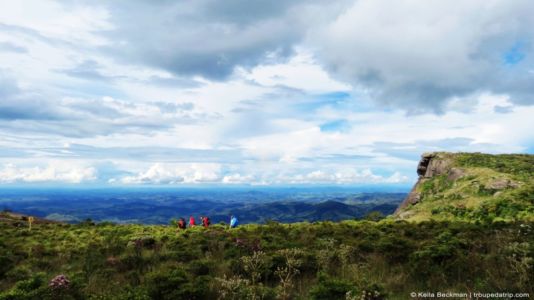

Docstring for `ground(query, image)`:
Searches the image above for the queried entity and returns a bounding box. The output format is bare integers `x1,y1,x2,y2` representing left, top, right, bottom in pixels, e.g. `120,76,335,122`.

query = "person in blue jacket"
230,215,238,228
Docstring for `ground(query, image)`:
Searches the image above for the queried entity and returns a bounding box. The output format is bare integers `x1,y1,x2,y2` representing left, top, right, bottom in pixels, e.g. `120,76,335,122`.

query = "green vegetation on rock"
395,152,534,222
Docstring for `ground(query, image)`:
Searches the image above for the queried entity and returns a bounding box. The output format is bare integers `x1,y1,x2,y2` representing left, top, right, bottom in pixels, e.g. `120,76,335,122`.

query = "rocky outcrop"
484,178,519,190
395,182,423,212
447,168,465,181
416,153,433,176
395,152,464,215
419,152,454,178
394,152,533,221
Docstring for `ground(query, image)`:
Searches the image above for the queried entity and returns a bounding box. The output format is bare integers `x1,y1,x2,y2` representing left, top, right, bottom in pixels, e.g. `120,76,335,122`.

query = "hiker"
177,217,186,230
189,215,196,227
202,216,210,228
230,215,238,228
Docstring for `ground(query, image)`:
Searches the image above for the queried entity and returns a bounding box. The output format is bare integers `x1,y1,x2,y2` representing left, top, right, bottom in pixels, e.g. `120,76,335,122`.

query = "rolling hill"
0,190,405,224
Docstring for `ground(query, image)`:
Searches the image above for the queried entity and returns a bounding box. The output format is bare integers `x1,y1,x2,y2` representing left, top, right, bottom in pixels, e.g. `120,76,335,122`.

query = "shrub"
188,259,211,276
364,211,385,222
309,273,355,300
0,273,50,300
145,268,206,300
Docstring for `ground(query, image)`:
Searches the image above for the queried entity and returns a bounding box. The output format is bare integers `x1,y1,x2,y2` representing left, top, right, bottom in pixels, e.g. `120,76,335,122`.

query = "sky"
0,0,533,186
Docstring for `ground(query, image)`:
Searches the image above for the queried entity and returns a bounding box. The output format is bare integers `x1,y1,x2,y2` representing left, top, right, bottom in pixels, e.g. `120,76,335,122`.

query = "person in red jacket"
177,217,186,230
202,216,210,228
189,215,196,227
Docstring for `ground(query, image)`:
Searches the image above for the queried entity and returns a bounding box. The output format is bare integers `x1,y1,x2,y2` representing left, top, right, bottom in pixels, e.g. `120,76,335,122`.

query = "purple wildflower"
49,274,70,290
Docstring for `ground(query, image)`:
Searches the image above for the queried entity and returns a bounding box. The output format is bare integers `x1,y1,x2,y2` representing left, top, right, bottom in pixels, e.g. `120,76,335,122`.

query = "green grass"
455,153,534,179
1,220,533,299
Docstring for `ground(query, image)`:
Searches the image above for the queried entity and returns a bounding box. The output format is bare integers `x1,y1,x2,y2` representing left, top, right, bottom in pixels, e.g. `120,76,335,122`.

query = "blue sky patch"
320,119,351,133
295,91,351,112
503,41,527,65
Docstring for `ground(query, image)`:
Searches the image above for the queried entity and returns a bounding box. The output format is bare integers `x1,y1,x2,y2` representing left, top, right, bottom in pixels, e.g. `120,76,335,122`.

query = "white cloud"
0,162,96,183
119,163,183,184
311,0,534,111
114,163,408,186
239,48,351,93
118,163,221,184
0,1,113,46
280,169,409,184
222,173,256,184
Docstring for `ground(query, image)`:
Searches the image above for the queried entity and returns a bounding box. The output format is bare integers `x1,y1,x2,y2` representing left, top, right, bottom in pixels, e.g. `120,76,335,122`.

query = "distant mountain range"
204,199,400,224
0,189,405,224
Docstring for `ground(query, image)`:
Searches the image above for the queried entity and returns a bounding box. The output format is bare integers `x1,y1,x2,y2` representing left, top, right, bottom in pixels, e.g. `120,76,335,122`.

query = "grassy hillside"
0,219,532,299
395,152,534,222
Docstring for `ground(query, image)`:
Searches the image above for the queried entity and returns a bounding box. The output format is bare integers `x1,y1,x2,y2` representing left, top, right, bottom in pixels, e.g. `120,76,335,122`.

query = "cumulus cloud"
113,163,408,185
0,163,96,183
283,169,409,184
96,0,350,79
119,164,184,184
118,163,222,184
239,48,351,93
222,173,256,184
312,0,534,112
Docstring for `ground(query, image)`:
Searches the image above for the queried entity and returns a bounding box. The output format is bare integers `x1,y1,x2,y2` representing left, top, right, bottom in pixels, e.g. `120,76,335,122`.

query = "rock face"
416,153,434,176
395,183,422,213
419,152,454,178
395,152,462,215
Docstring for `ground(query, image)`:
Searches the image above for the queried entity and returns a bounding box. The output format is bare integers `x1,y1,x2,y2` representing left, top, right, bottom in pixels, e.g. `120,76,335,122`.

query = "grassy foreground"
1,220,532,299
